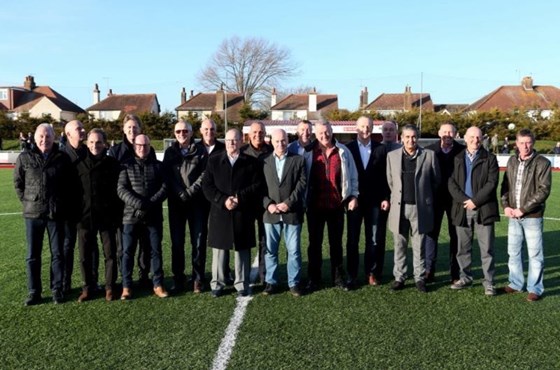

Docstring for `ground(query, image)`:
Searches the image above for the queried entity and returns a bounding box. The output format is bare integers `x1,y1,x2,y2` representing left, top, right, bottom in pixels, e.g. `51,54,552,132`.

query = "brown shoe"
154,285,169,298
121,287,132,300
105,289,113,302
527,292,541,302
193,281,204,294
77,290,89,303
504,286,521,294
368,274,379,286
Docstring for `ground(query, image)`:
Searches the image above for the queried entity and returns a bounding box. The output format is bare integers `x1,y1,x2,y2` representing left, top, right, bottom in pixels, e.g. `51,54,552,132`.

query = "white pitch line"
0,212,21,216
211,254,260,370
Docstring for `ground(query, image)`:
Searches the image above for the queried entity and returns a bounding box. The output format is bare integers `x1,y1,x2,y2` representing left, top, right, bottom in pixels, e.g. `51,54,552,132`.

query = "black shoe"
62,284,71,295
416,280,427,293
289,286,303,297
305,281,320,293
52,290,64,304
24,294,41,306
262,283,276,296
346,279,358,291
138,277,151,289
170,282,186,294
237,289,250,297
391,280,405,291
211,289,222,298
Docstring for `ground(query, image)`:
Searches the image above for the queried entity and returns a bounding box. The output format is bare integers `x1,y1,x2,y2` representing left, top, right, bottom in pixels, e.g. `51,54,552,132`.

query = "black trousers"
78,226,117,291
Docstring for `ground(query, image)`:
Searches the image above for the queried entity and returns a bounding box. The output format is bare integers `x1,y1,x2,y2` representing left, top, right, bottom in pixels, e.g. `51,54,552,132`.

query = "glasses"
175,129,190,134
135,143,150,148
225,139,240,143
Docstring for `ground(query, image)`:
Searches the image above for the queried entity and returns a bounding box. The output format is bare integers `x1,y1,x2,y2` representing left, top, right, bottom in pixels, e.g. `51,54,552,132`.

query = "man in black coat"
75,128,121,302
424,122,465,283
117,134,168,300
203,129,263,297
345,116,389,288
14,123,75,305
163,120,208,293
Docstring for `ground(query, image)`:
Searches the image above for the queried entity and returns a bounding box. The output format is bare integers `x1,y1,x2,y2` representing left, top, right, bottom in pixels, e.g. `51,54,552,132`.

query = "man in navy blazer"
345,116,390,288
262,129,307,296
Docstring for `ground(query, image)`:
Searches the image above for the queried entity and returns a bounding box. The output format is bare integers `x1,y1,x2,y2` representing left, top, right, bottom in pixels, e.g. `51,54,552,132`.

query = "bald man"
448,126,499,296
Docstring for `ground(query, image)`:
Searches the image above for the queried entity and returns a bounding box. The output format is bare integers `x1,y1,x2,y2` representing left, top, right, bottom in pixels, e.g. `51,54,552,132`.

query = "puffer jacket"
117,156,167,225
14,145,75,220
500,151,551,218
163,141,207,203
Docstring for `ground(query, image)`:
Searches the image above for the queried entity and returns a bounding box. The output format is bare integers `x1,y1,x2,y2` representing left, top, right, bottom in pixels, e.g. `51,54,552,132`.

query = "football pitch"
0,169,559,369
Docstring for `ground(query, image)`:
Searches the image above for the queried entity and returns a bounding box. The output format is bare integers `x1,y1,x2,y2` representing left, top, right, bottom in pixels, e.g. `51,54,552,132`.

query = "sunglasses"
175,129,190,134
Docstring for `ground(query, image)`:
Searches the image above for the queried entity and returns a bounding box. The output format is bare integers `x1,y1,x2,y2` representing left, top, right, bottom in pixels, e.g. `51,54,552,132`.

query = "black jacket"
426,140,465,206
109,136,156,164
76,150,122,229
117,156,167,225
163,141,207,204
14,145,75,220
448,148,500,226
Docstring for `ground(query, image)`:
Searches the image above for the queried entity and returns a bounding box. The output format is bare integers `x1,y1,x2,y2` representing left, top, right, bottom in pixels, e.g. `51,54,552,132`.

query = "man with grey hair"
304,120,359,292
449,126,499,296
164,120,209,293
386,124,440,292
203,128,263,297
14,123,75,305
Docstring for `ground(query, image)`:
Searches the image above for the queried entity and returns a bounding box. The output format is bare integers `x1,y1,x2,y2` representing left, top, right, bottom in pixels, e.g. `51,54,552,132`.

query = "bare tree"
198,36,298,105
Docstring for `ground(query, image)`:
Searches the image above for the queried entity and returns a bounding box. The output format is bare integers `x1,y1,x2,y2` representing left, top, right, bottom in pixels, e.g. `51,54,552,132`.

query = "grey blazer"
386,147,440,235
262,152,307,225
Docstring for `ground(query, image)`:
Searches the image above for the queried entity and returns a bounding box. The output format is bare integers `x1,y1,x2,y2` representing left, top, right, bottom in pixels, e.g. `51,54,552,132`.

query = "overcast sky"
2,0,559,113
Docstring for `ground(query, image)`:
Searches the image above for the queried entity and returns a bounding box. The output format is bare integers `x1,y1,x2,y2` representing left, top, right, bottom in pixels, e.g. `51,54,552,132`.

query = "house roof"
271,94,338,111
12,85,85,114
434,104,468,114
365,93,433,111
86,94,159,115
466,84,560,112
176,92,245,122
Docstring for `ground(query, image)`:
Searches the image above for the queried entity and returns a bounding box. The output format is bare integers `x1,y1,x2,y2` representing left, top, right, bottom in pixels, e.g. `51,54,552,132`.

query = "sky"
2,0,560,114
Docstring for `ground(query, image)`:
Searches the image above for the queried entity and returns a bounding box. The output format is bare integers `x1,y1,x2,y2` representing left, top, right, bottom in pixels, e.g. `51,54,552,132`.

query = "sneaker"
24,294,41,306
289,286,303,297
391,280,405,291
237,289,250,297
334,279,349,292
484,285,497,296
416,280,427,293
121,287,132,300
450,278,472,290
368,274,379,286
153,285,169,298
504,286,521,294
262,283,276,295
52,290,64,304
527,292,541,302
211,289,222,298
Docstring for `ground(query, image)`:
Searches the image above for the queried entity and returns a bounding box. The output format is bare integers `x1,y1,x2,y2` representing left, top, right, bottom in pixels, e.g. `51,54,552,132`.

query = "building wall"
28,98,63,120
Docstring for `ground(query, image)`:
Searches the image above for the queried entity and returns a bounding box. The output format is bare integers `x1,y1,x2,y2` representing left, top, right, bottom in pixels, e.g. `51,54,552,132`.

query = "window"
0,89,8,100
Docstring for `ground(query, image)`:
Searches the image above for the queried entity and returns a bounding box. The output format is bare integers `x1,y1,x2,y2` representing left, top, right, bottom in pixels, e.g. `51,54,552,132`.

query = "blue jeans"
507,217,544,295
122,223,164,288
25,217,64,295
264,222,302,288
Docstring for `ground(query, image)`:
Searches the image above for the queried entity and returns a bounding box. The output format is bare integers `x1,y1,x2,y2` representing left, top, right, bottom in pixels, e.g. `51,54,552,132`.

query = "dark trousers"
307,207,345,284
122,222,164,289
78,226,117,292
169,203,208,284
346,205,379,281
117,225,151,280
424,201,459,281
25,217,64,295
257,218,266,283
373,209,389,280
63,221,100,290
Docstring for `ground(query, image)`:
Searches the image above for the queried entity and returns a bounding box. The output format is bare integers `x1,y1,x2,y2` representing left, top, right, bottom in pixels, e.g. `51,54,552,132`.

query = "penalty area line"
210,255,259,370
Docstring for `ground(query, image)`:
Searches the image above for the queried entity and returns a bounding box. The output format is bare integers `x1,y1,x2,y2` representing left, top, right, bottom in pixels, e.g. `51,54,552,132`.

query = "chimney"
107,89,113,97
271,87,277,107
181,87,187,105
359,90,363,109
93,83,100,104
403,85,412,111
215,84,225,111
361,87,369,109
308,87,317,113
522,76,534,91
24,75,36,90
190,90,194,99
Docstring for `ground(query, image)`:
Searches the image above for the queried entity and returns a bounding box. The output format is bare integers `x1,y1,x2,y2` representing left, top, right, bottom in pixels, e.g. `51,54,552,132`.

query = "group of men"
14,114,551,305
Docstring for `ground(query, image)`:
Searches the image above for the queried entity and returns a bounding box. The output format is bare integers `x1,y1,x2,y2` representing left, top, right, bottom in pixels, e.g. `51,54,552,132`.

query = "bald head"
65,120,85,148
464,126,482,153
270,129,288,157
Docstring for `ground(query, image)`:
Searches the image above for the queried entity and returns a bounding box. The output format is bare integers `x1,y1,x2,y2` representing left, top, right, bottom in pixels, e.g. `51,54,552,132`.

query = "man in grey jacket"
501,128,551,301
387,124,440,292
